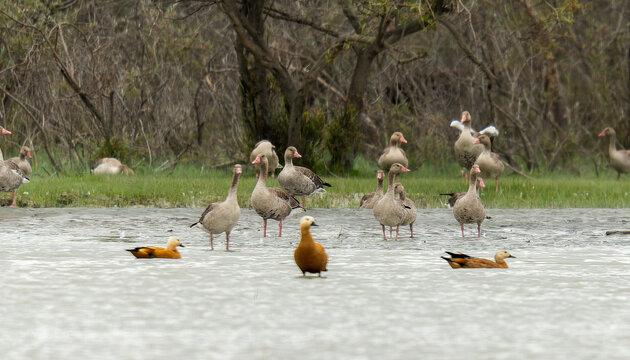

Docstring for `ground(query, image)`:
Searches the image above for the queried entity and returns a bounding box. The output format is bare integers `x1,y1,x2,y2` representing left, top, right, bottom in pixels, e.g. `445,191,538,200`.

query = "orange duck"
127,236,184,259
441,250,515,269
294,216,328,277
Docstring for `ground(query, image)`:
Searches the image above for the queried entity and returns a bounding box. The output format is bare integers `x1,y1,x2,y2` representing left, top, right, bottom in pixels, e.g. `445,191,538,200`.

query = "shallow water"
2,207,630,360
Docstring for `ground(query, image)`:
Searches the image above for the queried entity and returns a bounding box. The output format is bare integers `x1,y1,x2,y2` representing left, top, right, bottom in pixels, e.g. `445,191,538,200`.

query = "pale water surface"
2,207,630,360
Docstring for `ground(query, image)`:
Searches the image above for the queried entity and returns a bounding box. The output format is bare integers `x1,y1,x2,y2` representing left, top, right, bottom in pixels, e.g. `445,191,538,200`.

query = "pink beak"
400,165,411,173
479,179,486,188
598,130,606,137
473,138,480,144
252,156,261,164
27,151,32,159
294,150,302,158
473,166,481,174
1,128,11,135
400,136,407,144
271,144,276,149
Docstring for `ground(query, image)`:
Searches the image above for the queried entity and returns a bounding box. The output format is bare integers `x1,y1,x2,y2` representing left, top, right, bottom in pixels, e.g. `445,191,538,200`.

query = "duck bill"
1,128,11,135
597,130,606,137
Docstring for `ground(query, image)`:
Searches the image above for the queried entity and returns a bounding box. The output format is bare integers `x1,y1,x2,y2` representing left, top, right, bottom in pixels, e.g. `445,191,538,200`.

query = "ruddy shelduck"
294,216,328,277
126,236,185,259
441,250,515,269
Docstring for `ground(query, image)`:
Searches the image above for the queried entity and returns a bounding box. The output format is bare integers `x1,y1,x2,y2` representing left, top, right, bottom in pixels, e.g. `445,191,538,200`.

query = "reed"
3,163,629,208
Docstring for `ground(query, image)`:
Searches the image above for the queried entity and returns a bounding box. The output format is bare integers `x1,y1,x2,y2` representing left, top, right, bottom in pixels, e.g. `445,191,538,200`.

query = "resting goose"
0,127,30,207
92,157,134,175
453,111,484,180
251,154,300,237
452,165,485,238
278,146,331,209
9,146,32,175
294,216,328,277
250,140,281,179
441,251,515,269
394,183,417,238
598,127,630,180
378,132,408,171
373,163,411,240
440,177,485,208
191,164,242,250
126,236,184,259
473,135,504,192
359,170,384,209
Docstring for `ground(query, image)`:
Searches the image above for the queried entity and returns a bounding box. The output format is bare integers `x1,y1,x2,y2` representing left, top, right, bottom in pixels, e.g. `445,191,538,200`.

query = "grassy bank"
3,162,630,208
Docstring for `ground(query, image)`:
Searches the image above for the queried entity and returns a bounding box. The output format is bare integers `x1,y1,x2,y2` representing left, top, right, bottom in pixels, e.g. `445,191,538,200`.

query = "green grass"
4,162,630,208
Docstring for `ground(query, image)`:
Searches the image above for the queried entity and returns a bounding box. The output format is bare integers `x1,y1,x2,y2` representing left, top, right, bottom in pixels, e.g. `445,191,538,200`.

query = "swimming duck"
191,164,241,250
441,251,515,268
127,236,184,259
294,216,328,277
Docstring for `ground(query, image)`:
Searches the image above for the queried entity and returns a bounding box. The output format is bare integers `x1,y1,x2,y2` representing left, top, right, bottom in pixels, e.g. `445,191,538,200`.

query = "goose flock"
1,112,629,272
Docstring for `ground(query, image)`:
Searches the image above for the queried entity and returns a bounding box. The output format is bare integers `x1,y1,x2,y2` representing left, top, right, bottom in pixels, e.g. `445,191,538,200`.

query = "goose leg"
11,191,17,207
617,172,621,181
395,225,400,241
225,231,230,251
409,223,414,238
210,233,214,251
263,219,267,238
389,226,393,238
477,224,481,238
279,221,283,237
460,224,465,238
302,196,306,209
495,178,499,192
381,224,387,241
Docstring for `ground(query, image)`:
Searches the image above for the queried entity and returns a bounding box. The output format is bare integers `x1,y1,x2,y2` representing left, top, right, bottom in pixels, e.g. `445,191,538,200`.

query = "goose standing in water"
126,236,184,259
278,146,331,209
0,127,30,207
251,154,300,237
453,111,484,181
294,216,328,277
359,170,384,209
92,157,134,175
9,146,32,175
441,251,515,269
373,163,411,240
440,177,485,208
378,132,408,171
394,183,417,238
473,134,504,192
452,165,485,238
250,140,281,179
191,164,242,250
598,127,630,180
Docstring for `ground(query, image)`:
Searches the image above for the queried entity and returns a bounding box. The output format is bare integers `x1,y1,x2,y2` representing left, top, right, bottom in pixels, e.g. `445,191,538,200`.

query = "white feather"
450,120,465,132
479,125,499,137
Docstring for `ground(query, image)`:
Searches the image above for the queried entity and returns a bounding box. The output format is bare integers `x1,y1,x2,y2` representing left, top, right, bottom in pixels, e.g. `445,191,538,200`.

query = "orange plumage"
442,250,515,269
294,216,328,276
127,237,184,259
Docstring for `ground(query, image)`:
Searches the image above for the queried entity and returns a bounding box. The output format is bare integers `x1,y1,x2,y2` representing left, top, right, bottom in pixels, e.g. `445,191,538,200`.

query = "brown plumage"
251,154,300,237
191,164,241,250
359,170,384,209
473,135,504,192
394,183,417,238
294,216,328,277
9,146,32,175
0,127,30,207
441,251,515,269
452,165,485,238
598,127,630,180
127,237,184,259
250,140,281,179
373,163,411,240
278,146,331,209
440,177,485,208
454,111,484,180
378,132,408,171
